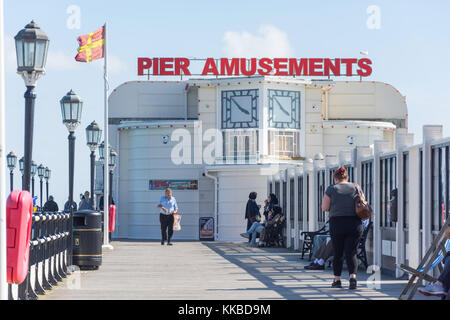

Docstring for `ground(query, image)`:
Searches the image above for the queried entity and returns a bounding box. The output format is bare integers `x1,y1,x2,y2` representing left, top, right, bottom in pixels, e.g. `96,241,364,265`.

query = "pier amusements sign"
137,57,373,77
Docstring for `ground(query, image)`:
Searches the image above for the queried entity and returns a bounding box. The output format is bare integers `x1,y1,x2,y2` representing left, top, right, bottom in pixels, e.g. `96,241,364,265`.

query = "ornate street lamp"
86,121,102,209
60,89,83,270
98,141,105,161
44,167,51,202
6,152,17,192
108,148,117,207
31,161,37,198
37,164,45,208
15,21,49,194
19,156,25,186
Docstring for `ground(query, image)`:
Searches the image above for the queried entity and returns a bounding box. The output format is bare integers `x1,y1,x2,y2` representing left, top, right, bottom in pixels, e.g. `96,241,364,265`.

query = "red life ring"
7,190,33,285
109,205,116,233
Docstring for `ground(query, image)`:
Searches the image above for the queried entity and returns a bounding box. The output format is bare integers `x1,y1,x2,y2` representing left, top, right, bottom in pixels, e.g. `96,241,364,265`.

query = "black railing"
10,211,71,300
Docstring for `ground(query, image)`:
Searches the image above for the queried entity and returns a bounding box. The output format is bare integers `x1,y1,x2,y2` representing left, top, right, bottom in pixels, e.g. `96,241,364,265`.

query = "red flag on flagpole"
75,26,105,63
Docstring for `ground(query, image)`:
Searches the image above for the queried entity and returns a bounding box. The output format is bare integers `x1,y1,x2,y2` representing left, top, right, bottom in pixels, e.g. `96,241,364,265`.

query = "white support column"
308,169,315,232
279,170,284,219
0,0,7,301
303,159,313,232
395,130,414,278
422,125,443,256
373,140,391,268
356,146,373,187
325,155,338,185
285,168,292,249
294,167,302,250
314,155,325,229
339,150,352,167
408,146,421,269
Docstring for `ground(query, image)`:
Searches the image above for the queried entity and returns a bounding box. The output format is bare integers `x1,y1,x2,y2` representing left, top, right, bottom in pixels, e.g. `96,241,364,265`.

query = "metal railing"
9,211,71,300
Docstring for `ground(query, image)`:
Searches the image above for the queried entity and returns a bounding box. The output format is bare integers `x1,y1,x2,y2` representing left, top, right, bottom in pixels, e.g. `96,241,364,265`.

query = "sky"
2,0,450,206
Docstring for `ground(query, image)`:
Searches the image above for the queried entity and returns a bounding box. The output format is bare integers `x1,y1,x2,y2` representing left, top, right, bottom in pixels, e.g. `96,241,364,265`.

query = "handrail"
10,211,71,300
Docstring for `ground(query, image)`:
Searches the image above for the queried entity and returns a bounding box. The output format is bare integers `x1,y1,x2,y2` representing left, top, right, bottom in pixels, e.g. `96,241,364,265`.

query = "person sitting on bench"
304,219,370,271
418,226,450,298
305,236,333,270
241,205,282,247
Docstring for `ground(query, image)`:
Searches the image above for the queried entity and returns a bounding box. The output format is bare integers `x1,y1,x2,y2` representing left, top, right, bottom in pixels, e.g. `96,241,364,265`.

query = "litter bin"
73,210,102,270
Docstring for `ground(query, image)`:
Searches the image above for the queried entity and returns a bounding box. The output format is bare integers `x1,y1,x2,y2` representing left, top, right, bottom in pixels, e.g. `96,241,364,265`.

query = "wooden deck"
42,241,435,300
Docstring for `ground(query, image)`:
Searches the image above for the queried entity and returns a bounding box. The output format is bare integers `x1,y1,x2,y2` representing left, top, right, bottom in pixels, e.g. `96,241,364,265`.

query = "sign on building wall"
149,180,198,191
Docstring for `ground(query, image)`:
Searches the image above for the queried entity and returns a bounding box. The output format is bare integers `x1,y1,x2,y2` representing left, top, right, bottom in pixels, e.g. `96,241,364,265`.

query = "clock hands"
230,97,250,115
274,97,290,116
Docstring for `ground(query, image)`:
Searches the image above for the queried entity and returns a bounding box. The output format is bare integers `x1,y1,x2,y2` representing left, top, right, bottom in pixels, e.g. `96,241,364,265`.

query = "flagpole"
103,22,113,250
0,0,8,300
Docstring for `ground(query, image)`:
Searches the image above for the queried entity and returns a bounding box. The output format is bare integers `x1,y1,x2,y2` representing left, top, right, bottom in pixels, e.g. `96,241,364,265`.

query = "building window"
222,89,259,129
268,130,300,159
222,129,258,162
268,89,300,129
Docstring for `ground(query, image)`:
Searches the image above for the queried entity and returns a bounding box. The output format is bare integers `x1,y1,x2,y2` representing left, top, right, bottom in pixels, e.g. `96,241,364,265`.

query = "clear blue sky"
3,0,450,206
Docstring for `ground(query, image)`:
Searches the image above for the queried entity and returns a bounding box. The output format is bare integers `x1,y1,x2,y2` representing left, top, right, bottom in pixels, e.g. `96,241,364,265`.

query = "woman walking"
321,167,364,290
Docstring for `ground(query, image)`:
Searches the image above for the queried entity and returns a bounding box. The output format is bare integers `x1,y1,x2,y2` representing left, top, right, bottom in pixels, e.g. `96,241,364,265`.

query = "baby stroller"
264,213,286,248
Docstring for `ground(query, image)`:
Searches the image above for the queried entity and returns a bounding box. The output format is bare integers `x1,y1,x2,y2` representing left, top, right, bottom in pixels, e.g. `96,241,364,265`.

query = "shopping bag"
173,213,182,231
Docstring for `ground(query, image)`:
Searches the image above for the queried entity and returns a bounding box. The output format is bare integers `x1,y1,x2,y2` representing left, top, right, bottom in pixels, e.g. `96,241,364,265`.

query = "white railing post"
285,168,292,249
395,129,414,278
294,166,302,250
303,159,313,232
373,140,391,269
325,155,338,187
356,146,373,187
422,125,443,255
408,146,421,269
311,155,324,232
0,0,6,301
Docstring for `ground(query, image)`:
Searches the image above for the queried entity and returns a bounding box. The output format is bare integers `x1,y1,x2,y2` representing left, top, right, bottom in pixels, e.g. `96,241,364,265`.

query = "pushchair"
263,214,286,248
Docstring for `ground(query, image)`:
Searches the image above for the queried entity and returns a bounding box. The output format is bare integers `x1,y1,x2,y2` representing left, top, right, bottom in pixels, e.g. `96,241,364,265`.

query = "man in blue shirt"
157,188,178,246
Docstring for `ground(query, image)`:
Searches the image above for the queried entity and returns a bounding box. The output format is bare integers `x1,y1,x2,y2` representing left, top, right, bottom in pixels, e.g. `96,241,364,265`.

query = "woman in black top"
322,167,364,290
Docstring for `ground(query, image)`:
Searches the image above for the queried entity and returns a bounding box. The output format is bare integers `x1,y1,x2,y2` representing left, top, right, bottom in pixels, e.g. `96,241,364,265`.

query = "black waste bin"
73,210,102,270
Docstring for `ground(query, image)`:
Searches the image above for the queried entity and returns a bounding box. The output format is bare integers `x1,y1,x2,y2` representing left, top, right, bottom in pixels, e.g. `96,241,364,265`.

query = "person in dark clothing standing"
321,166,364,290
99,194,115,211
43,196,59,212
64,197,78,213
245,192,261,243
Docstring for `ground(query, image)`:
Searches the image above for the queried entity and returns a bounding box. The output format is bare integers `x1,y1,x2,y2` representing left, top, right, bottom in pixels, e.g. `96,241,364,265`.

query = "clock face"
268,90,300,129
222,90,259,129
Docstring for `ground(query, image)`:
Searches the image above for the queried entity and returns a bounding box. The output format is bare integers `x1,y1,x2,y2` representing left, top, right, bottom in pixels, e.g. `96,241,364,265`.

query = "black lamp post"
60,89,83,269
7,152,17,192
37,164,45,208
108,148,117,207
31,161,37,198
15,21,49,193
86,121,102,209
44,167,51,202
15,20,49,301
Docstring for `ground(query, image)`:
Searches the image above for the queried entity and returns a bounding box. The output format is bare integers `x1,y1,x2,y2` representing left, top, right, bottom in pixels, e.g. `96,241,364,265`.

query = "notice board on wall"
149,180,198,191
